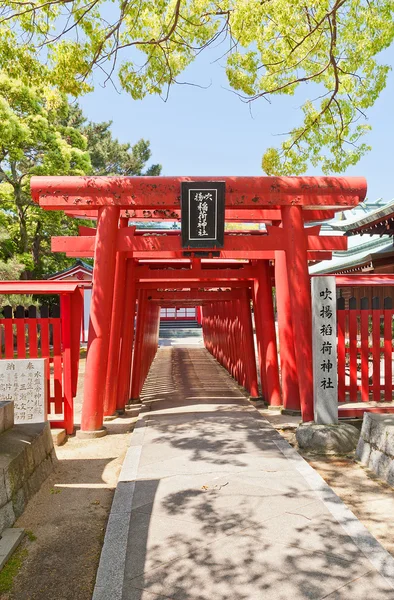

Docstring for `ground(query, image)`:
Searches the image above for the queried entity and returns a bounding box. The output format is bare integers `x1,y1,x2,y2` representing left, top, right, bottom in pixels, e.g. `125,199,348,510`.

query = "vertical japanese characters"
312,276,338,424
195,192,212,237
0,359,47,424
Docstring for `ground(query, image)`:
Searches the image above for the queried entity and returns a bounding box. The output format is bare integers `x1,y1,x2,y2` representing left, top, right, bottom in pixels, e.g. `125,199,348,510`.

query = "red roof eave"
0,281,88,294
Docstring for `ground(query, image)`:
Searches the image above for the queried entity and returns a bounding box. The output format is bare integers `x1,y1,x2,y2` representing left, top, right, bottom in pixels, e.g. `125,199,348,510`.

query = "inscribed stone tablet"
0,359,48,424
312,276,338,424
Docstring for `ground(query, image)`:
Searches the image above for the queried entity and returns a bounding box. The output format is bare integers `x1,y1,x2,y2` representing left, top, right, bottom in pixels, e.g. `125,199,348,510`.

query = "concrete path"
94,348,394,600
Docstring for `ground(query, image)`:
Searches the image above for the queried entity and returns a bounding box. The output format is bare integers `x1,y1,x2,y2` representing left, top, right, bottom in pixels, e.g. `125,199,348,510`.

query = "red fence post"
384,297,393,401
60,294,73,435
80,205,120,435
70,288,83,399
337,298,346,402
281,206,313,422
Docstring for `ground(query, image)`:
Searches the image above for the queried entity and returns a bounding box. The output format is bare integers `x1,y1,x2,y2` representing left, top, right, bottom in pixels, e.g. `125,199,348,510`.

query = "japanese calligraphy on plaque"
181,182,225,249
0,358,48,424
312,276,338,424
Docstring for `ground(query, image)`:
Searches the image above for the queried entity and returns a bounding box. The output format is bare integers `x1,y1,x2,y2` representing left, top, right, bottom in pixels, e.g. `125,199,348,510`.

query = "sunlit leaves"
0,0,393,173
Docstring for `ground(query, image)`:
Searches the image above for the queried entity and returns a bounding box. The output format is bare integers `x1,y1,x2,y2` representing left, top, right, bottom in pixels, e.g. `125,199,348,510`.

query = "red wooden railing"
0,298,81,434
337,296,393,403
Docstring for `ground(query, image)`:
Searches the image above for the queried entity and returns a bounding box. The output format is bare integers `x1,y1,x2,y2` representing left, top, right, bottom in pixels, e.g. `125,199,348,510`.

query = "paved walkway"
94,348,394,600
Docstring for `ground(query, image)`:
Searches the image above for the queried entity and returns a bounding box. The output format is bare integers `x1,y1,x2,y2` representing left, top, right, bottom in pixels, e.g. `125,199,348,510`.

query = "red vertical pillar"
80,205,120,435
117,259,137,410
281,205,314,422
130,289,148,401
275,251,301,411
70,287,84,399
196,306,202,325
253,260,281,406
241,289,259,398
104,217,129,416
251,280,267,400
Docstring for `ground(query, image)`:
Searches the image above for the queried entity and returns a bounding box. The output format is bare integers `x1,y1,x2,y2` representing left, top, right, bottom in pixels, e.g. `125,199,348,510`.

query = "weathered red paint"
31,175,367,209
69,208,339,222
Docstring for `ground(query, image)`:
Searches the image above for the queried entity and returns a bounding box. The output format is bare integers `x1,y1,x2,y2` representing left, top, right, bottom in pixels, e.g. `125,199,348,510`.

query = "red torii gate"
31,175,367,436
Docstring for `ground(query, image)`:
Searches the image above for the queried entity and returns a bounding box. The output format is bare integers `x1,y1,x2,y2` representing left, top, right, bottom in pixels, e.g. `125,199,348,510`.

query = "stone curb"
92,403,150,600
273,430,394,590
0,528,24,571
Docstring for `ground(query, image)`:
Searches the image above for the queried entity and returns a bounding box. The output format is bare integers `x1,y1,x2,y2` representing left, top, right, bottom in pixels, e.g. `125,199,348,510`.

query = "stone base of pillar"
76,428,108,439
281,409,302,417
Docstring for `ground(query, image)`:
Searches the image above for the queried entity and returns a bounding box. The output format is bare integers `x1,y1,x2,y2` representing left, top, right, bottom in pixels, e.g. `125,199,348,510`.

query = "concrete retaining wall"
0,422,56,533
356,413,394,486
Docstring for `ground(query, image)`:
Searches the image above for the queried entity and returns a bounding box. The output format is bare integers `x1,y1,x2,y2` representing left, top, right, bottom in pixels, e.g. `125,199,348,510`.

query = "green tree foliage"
64,105,161,176
0,228,35,307
0,81,161,279
1,1,393,174
0,74,90,278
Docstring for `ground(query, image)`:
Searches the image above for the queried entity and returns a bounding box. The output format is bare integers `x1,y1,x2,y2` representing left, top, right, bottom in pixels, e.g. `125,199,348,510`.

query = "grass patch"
0,546,28,594
25,530,36,542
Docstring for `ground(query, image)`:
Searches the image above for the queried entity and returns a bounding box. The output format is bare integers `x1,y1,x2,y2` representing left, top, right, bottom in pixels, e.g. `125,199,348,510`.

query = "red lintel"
147,290,244,301
32,175,367,210
51,234,346,256
73,208,339,224
63,250,332,261
134,267,256,281
138,281,251,289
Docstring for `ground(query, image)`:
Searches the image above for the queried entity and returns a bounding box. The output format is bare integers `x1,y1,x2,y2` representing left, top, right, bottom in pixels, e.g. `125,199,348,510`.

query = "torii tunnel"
31,175,367,435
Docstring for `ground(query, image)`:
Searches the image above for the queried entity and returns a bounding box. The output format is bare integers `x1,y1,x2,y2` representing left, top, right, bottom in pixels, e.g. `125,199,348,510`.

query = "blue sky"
79,44,394,203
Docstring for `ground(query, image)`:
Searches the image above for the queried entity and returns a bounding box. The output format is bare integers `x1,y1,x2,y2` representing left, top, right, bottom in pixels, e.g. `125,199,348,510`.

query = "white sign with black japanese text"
312,276,338,424
0,358,48,424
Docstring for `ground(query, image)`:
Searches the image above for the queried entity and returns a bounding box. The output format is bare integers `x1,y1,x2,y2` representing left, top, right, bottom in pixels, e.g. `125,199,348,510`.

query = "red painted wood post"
81,205,120,434
275,251,300,411
251,280,267,400
337,298,346,402
117,259,137,410
384,298,393,401
241,289,259,398
349,297,358,402
360,298,370,402
104,217,129,416
372,297,381,401
253,260,281,406
60,294,74,435
70,288,84,398
196,306,202,325
281,206,314,422
130,289,148,401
